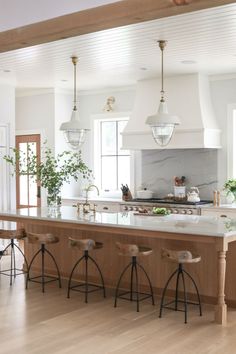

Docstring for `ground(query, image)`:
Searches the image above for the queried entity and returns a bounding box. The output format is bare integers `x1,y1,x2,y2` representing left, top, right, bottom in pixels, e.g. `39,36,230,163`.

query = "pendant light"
146,41,180,147
60,56,89,149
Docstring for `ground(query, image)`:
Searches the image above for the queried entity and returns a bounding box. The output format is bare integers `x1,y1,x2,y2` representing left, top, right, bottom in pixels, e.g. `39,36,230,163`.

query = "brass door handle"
220,214,227,218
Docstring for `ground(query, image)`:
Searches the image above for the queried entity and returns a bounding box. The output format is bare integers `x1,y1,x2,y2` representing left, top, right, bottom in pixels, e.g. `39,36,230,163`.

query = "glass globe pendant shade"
60,108,88,149
151,124,175,146
63,130,86,150
146,100,180,147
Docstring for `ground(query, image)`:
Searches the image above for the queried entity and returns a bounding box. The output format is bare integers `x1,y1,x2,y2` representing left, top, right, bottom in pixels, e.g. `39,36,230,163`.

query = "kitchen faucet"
84,184,99,203
80,184,99,213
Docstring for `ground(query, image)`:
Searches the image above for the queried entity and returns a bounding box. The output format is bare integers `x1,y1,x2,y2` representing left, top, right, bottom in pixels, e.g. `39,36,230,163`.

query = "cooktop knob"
173,209,178,214
134,206,139,211
180,209,187,214
128,206,133,211
186,209,193,215
123,206,128,211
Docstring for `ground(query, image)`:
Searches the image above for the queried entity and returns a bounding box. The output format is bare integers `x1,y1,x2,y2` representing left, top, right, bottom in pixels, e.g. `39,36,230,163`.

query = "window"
94,117,130,194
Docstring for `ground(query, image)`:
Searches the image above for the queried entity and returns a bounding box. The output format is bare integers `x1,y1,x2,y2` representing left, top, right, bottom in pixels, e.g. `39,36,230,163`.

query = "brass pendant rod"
158,40,166,103
71,56,78,110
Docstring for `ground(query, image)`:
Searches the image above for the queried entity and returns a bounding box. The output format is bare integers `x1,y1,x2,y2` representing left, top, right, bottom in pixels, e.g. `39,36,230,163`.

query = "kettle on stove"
187,187,200,202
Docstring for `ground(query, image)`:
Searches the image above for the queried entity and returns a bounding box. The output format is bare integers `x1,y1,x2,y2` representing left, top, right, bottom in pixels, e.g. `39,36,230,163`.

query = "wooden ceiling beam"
0,0,235,53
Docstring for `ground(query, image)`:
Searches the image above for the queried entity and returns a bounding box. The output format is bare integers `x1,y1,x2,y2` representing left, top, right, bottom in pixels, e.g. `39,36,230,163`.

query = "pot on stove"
187,187,200,202
136,188,153,199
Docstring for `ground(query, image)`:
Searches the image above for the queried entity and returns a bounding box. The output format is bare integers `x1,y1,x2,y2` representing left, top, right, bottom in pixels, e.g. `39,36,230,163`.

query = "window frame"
93,112,132,197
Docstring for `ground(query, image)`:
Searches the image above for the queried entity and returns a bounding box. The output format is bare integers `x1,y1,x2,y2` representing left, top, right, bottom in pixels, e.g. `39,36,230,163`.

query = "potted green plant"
4,144,92,209
224,179,236,203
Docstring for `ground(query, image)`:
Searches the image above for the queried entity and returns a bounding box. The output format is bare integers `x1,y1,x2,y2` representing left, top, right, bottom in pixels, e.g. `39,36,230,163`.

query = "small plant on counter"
224,179,236,203
4,143,92,208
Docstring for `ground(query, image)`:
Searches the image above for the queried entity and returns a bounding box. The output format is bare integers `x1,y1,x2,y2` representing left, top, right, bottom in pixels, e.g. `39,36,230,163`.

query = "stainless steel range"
120,198,213,215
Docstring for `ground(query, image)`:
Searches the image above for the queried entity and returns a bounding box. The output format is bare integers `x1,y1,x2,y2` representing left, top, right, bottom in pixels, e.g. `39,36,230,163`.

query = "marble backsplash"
141,149,218,200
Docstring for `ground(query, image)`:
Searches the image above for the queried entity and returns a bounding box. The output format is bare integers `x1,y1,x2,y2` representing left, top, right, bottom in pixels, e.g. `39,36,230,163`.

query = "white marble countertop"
0,207,236,238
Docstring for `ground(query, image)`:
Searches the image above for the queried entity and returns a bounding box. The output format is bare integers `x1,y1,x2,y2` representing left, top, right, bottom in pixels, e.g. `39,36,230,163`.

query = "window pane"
101,121,116,155
19,143,28,170
19,175,28,205
118,120,129,155
28,142,37,156
101,156,117,190
118,156,130,187
29,175,37,206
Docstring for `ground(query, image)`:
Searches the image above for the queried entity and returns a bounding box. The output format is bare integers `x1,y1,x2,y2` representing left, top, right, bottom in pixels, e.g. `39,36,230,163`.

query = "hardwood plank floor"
1,255,236,354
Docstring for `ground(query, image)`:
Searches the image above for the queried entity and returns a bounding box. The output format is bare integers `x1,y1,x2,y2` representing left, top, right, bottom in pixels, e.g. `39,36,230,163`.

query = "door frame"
15,133,41,208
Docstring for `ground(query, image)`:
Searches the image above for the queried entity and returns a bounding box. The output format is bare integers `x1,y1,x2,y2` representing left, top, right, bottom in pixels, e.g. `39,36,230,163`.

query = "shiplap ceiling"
0,3,236,91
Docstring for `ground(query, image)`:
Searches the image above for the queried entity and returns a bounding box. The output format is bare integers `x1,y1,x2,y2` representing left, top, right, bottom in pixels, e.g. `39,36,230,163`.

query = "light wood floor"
1,256,236,354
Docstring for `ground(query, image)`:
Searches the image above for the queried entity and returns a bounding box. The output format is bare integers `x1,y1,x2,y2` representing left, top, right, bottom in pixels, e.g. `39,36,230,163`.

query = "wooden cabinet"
201,207,236,218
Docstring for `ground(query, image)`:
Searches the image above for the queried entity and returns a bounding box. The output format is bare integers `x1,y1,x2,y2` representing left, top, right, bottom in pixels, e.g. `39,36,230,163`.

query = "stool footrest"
117,290,153,302
69,282,104,294
162,299,201,313
0,268,27,277
28,275,60,284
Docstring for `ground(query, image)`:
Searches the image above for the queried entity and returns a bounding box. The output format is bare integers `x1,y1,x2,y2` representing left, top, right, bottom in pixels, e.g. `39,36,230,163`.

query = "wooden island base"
21,221,236,326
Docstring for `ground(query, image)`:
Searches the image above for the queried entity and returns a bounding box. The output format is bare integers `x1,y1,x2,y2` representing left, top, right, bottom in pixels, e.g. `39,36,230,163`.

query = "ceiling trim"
0,0,235,53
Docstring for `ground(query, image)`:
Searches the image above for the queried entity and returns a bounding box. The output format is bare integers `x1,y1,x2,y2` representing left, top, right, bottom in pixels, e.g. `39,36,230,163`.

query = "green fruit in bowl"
152,207,170,215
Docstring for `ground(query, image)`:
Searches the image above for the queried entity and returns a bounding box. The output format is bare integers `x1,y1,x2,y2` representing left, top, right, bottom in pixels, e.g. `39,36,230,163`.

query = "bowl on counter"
136,189,153,199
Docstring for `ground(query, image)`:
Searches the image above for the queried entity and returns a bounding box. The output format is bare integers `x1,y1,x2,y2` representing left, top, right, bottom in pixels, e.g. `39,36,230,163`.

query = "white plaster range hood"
121,74,221,149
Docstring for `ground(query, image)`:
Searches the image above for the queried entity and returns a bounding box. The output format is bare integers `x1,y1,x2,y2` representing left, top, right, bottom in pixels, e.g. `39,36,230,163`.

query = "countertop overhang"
0,206,235,238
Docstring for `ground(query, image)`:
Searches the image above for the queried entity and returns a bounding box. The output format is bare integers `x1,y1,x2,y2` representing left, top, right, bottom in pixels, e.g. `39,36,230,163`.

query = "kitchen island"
1,206,236,325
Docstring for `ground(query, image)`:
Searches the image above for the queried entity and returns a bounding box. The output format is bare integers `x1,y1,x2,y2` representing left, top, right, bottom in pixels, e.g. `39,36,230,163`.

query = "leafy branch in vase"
4,143,92,206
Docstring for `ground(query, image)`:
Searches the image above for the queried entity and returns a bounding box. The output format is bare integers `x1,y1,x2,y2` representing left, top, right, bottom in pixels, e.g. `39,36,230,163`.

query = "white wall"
16,90,55,150
210,78,236,189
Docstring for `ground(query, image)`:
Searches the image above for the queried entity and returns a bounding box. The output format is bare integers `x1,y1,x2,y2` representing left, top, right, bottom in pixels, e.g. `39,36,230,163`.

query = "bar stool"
26,232,61,292
159,248,202,323
0,222,28,285
114,242,155,312
67,238,106,303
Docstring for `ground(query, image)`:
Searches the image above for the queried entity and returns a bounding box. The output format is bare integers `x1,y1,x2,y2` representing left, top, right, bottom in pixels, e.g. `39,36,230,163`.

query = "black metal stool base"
114,256,155,312
67,250,106,303
0,239,29,286
26,244,61,293
159,263,202,323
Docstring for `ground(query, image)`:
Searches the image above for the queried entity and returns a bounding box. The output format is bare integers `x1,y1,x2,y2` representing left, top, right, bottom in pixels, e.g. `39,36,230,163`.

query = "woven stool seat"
0,228,25,240
69,238,103,251
162,248,201,264
27,232,59,245
116,242,153,257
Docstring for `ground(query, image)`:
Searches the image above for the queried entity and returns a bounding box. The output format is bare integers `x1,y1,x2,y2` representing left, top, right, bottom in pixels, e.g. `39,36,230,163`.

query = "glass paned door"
15,134,41,208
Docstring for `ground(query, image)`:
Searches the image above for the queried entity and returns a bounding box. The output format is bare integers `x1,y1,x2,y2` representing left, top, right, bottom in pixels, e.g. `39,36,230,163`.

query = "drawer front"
96,203,120,212
201,209,236,218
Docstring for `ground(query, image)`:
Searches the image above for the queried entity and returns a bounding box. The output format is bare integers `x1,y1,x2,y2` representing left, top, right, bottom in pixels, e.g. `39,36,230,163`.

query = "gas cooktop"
131,198,212,206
